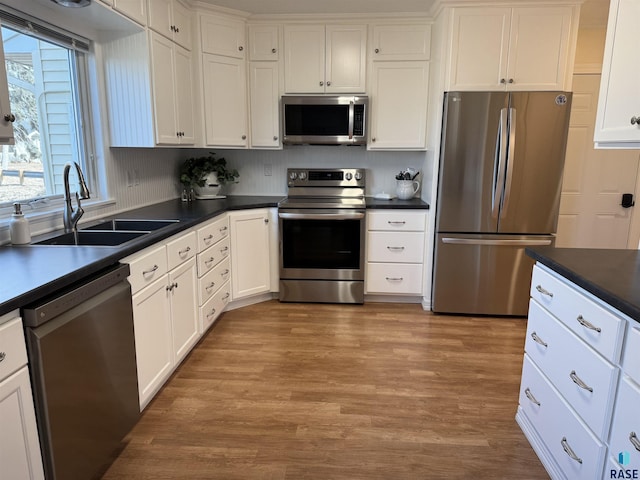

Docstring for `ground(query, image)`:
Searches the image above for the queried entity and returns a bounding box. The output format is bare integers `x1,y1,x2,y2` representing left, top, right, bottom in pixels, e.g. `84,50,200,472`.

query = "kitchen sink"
33,230,148,246
82,219,180,232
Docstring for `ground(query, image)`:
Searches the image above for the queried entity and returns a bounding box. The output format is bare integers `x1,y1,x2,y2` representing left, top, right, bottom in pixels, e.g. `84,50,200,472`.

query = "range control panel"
286,168,366,188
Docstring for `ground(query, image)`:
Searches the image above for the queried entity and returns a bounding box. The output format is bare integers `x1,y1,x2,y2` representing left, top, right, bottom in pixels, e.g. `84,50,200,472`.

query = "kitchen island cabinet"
519,247,640,480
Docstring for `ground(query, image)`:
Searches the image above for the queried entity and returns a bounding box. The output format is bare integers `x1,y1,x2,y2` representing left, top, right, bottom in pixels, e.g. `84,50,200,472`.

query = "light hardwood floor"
101,301,548,480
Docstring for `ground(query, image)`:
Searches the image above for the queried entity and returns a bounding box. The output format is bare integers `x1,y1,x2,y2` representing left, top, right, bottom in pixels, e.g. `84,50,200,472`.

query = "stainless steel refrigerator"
432,91,572,316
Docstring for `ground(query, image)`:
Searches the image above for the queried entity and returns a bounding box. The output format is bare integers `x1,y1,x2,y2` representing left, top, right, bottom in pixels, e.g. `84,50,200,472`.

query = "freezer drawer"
431,233,554,315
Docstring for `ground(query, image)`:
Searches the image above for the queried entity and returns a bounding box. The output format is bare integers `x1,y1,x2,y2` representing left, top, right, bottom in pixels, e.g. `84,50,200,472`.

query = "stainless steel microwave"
281,95,368,145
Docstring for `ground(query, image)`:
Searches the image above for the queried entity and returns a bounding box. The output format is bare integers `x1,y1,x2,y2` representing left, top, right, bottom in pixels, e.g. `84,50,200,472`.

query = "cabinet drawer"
526,300,618,439
609,376,640,473
125,244,168,294
196,236,230,276
519,354,606,480
367,211,426,231
367,231,425,263
622,324,640,384
166,231,197,270
198,257,231,305
0,317,27,380
366,262,423,294
531,264,626,364
200,281,231,332
197,215,229,253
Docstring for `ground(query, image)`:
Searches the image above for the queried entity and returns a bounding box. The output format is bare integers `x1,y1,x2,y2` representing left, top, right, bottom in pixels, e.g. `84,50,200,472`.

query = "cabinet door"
248,24,280,61
230,209,271,299
172,0,192,51
506,7,573,91
595,0,640,147
0,21,15,144
132,277,173,410
169,257,199,361
372,24,431,61
325,25,367,93
0,368,44,480
174,44,195,144
113,0,147,25
283,25,325,93
249,62,280,148
200,14,245,59
147,0,173,40
150,32,179,145
202,54,248,147
369,61,429,150
447,7,511,91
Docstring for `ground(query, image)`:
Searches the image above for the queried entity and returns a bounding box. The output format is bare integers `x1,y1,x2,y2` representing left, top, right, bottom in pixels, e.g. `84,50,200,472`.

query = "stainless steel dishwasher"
22,263,140,480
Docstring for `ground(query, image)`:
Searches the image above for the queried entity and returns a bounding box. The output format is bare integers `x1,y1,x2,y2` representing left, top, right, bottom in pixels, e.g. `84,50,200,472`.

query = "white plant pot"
194,172,223,199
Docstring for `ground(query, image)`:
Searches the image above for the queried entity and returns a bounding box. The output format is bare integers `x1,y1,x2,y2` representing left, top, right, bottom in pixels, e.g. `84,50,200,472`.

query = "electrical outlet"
126,170,133,187
133,169,140,186
264,163,272,176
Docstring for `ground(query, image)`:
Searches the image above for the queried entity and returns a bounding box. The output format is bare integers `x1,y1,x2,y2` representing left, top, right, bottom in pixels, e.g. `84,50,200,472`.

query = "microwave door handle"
348,101,354,140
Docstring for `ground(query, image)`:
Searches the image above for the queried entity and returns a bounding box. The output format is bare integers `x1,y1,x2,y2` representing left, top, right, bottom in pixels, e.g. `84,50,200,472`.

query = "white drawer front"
519,354,606,480
123,244,168,294
200,281,231,333
367,211,426,231
609,377,640,473
366,263,423,294
196,236,230,277
367,231,425,263
197,215,229,253
166,231,197,271
526,300,618,439
198,257,231,305
0,317,27,380
622,325,640,384
531,264,625,364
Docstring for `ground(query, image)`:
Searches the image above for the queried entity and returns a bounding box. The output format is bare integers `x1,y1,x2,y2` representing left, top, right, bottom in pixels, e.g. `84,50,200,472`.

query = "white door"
230,209,271,299
556,74,640,248
169,257,199,364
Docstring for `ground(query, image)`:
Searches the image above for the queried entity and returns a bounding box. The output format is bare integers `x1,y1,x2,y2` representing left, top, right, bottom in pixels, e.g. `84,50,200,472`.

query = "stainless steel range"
278,168,366,304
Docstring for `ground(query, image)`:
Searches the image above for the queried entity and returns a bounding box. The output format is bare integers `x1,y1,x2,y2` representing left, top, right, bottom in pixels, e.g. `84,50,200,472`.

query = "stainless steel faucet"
63,162,90,233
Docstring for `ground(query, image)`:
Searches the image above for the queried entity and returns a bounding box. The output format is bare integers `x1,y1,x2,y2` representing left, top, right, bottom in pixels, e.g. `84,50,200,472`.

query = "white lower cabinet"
518,262,639,480
365,210,427,295
124,230,199,410
0,314,44,480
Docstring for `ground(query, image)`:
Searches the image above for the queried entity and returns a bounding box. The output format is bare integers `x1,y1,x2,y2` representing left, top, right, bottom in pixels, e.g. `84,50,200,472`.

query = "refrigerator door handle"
501,107,517,217
493,108,509,219
441,237,554,247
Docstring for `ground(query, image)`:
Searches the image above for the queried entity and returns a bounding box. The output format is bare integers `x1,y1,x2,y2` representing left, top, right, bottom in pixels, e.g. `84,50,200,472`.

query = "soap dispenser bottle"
10,202,31,245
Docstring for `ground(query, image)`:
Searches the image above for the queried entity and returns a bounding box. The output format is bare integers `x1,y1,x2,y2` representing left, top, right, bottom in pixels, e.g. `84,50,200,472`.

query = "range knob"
354,171,362,181
289,171,298,180
345,172,353,181
298,171,307,180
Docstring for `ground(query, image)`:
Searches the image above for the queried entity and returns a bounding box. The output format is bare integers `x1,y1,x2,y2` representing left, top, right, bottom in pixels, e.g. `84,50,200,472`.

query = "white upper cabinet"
447,6,576,91
249,62,280,148
248,24,280,61
284,24,367,94
200,13,245,59
147,0,193,51
594,0,640,148
371,24,431,61
113,0,147,26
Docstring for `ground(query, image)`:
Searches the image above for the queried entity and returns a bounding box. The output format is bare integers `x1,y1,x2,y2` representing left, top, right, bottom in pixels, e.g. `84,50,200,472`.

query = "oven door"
279,208,365,281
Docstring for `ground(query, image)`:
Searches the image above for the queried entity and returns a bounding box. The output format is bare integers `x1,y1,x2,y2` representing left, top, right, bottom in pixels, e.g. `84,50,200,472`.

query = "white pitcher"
396,179,420,200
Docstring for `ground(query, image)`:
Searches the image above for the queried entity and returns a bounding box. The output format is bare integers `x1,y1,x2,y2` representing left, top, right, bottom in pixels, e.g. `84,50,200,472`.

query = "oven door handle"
278,212,365,220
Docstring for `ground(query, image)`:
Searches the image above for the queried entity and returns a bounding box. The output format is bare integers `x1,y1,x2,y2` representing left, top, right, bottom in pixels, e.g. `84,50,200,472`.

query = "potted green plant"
179,152,239,199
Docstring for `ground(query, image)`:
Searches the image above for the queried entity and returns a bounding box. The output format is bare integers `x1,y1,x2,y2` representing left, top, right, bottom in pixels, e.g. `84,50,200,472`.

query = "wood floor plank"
101,301,548,480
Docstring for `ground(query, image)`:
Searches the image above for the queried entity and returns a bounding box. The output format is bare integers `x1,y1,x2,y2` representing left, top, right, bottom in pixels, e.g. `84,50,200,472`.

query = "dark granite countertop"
366,197,430,209
526,246,640,323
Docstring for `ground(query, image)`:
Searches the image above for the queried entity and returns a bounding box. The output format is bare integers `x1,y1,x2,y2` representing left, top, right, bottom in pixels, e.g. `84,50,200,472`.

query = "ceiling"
195,0,610,27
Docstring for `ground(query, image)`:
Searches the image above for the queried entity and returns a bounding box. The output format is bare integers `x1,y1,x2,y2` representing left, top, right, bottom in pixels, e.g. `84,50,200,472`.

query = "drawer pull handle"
166,282,178,292
530,331,548,348
524,388,540,406
387,246,405,251
561,437,583,464
0,352,5,363
179,246,191,256
386,277,404,281
535,285,553,298
222,293,230,301
204,234,214,242
387,221,406,226
221,269,230,278
220,226,228,233
206,308,217,319
142,264,159,275
576,315,601,333
221,246,229,254
206,282,216,292
205,257,215,266
569,370,593,393
630,432,640,452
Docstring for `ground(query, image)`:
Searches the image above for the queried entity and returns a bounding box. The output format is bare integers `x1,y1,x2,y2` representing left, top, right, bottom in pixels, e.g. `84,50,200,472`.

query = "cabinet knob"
326,81,331,86
271,48,277,53
631,116,640,125
264,218,269,223
319,81,324,86
375,48,380,53
242,135,247,140
500,78,506,84
0,352,6,363
508,78,514,84
273,136,278,141
372,137,376,142
238,46,244,51
3,113,15,122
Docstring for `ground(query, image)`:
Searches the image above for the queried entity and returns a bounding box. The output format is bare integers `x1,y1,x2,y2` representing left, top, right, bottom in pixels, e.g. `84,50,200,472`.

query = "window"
0,11,93,209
